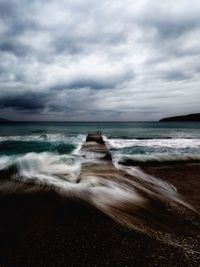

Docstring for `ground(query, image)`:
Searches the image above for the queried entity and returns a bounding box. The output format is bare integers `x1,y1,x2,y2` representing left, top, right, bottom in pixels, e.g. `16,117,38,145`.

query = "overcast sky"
0,0,200,121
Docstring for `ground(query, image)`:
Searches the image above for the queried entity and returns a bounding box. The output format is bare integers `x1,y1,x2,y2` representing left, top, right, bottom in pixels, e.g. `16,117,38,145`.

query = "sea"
0,121,200,201
0,121,200,163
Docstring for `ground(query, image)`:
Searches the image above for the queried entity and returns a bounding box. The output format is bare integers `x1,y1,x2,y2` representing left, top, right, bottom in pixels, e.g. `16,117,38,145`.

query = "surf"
0,150,199,256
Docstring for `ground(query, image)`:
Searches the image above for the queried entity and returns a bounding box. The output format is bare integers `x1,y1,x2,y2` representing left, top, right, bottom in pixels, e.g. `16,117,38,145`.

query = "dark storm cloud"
0,0,200,121
50,80,112,90
0,93,46,112
50,70,133,91
68,79,116,90
0,42,29,57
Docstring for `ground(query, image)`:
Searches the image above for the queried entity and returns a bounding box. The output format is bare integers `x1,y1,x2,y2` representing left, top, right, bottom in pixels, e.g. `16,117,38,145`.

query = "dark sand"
142,163,200,212
0,164,200,267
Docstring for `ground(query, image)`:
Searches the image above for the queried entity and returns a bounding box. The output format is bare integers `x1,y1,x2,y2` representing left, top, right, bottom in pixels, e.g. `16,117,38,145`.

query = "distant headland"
160,113,200,122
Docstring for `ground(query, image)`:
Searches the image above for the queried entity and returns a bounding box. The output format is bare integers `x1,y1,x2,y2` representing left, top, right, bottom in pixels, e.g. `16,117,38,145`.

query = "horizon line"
0,120,159,123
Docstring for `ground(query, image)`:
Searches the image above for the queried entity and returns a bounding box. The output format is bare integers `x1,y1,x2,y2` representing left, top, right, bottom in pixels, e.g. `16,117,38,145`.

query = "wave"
0,134,86,156
105,137,200,150
0,152,196,213
0,152,196,215
0,152,81,184
107,135,173,140
105,137,200,165
0,134,85,144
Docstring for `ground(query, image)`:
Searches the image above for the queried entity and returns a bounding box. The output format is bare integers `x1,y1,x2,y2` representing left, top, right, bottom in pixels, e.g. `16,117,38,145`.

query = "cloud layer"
0,0,200,121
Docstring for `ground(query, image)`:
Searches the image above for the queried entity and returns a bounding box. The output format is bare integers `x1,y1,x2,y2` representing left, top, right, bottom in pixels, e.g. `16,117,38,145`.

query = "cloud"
0,0,200,120
0,93,46,112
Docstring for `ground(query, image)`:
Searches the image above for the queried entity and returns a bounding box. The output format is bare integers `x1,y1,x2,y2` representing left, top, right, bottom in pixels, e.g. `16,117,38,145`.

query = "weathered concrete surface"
80,133,112,161
78,133,118,182
86,133,105,144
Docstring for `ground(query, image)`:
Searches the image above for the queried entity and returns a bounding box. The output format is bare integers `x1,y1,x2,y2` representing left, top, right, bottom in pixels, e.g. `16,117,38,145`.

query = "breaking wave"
105,137,200,149
0,134,85,145
0,152,81,184
0,134,86,156
104,136,200,165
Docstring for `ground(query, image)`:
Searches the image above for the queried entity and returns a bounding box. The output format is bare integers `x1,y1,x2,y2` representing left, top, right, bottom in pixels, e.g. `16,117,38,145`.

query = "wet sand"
0,163,199,266
142,163,200,212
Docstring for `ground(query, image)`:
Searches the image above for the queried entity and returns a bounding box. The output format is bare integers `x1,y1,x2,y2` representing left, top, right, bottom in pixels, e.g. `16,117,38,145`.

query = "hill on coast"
159,113,200,122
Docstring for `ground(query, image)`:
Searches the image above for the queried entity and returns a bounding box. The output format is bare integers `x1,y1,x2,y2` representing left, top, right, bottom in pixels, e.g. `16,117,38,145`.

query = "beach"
142,163,200,211
0,122,200,266
0,163,199,267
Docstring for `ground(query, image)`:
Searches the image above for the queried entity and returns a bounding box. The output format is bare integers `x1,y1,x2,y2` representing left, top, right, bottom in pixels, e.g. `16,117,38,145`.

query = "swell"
0,134,85,156
0,134,85,143
105,136,200,166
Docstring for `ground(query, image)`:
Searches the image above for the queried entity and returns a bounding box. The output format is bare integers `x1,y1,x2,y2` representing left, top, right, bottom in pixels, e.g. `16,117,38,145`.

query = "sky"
0,0,200,121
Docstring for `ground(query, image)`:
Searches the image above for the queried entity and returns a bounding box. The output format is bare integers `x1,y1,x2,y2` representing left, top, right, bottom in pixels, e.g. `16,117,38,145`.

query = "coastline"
0,163,199,267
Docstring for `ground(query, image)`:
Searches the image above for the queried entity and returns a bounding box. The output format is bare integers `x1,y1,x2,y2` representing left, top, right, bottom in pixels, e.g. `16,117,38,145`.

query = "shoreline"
141,163,200,212
0,162,199,266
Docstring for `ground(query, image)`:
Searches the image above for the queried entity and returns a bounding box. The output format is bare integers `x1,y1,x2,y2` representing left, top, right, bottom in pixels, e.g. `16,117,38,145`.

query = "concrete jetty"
80,132,112,161
78,132,119,182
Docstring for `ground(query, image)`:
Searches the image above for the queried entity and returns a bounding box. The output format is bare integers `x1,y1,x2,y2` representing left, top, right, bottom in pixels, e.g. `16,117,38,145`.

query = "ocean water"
0,121,200,158
0,121,200,182
1,121,200,191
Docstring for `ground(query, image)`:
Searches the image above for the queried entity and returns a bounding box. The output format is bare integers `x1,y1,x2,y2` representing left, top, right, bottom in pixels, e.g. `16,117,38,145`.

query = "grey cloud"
0,42,29,57
0,0,200,121
144,17,200,40
0,93,46,112
160,71,192,81
50,70,133,91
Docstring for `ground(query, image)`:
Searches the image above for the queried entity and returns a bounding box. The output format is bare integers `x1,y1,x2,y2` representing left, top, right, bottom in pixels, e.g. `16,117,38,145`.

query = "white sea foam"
0,151,181,205
0,151,195,213
115,163,195,212
0,134,86,156
105,137,200,149
104,136,200,163
0,152,81,184
0,134,85,145
0,155,15,170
